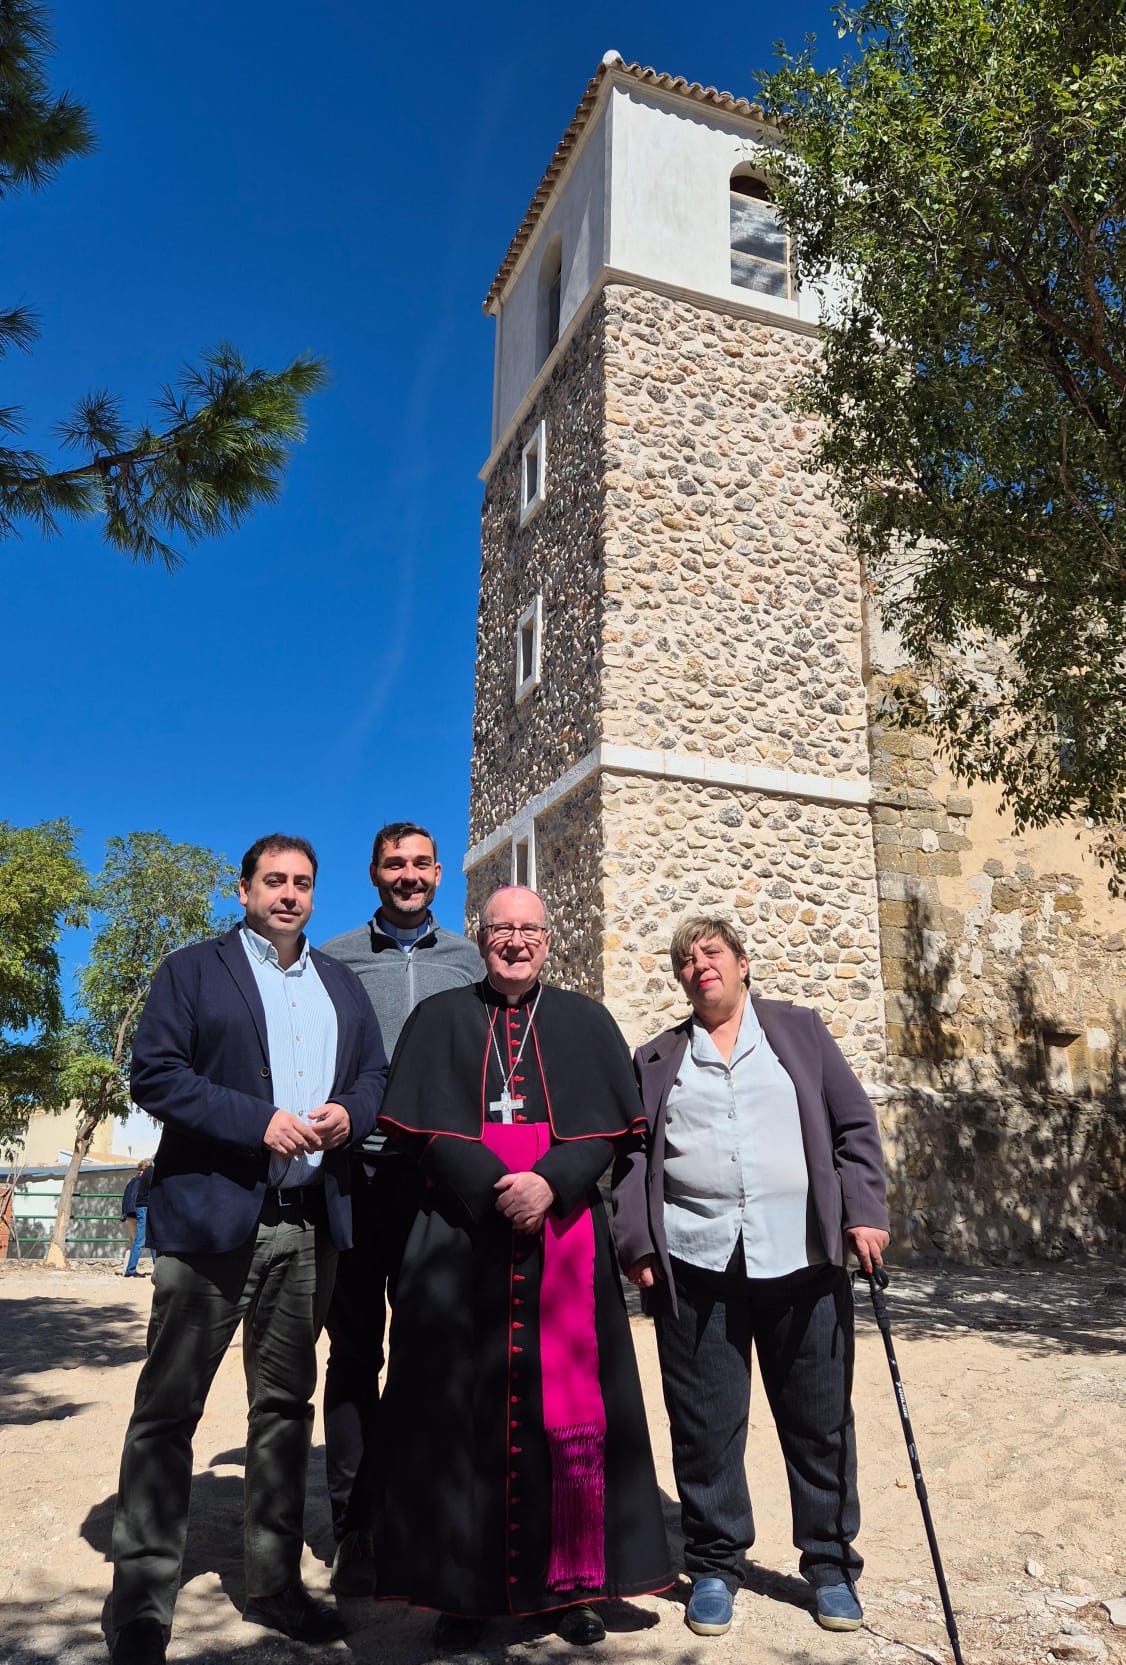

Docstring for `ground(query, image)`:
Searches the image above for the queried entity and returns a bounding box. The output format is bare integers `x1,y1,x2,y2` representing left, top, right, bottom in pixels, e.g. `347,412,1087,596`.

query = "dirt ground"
2,1259,1125,1665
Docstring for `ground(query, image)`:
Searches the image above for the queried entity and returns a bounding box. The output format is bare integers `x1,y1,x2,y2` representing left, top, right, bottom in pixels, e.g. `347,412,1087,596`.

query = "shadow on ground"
0,1591,691,1665
80,1445,336,1607
622,1259,1126,1356
850,1262,1126,1356
0,1298,146,1423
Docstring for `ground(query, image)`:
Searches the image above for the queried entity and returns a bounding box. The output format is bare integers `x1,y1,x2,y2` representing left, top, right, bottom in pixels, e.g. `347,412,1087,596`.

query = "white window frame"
520,420,548,524
511,822,536,889
515,594,542,704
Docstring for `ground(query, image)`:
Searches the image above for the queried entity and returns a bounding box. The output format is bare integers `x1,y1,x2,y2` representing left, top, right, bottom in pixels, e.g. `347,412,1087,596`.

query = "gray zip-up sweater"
318,913,484,1159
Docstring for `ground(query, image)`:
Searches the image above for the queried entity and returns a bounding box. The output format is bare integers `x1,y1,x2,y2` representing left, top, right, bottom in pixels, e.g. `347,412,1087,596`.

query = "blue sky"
8,0,838,971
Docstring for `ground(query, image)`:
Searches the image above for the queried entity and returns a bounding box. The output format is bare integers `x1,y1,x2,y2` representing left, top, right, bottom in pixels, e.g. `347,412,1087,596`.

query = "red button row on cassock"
508,1253,530,1597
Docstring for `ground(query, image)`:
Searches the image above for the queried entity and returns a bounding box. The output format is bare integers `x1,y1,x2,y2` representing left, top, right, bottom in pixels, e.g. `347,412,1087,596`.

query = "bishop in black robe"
375,973,672,1622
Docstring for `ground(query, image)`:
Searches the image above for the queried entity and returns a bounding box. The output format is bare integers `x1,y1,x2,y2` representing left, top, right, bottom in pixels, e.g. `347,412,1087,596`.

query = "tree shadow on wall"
888,893,1126,1263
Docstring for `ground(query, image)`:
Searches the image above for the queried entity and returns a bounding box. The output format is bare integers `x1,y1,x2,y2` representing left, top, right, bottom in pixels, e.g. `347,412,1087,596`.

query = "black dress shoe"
432,1612,487,1651
330,1529,377,1597
557,1604,606,1645
243,1583,347,1643
111,1618,166,1665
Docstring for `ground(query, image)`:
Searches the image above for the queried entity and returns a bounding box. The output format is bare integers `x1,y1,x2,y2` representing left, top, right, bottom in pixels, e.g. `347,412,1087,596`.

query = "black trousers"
111,1203,325,1632
322,1157,420,1539
655,1257,861,1592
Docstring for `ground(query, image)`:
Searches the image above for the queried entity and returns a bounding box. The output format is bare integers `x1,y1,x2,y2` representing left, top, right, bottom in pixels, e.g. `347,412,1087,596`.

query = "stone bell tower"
464,53,885,1068
466,50,1126,1258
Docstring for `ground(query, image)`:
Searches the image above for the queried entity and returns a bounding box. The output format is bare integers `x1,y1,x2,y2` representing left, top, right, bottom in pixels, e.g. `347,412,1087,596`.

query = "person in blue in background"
120,1159,154,1277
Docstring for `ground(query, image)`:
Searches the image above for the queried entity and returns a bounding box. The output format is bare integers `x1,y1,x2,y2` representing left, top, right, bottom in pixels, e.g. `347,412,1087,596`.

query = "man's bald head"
478,887,551,1001
481,886,548,930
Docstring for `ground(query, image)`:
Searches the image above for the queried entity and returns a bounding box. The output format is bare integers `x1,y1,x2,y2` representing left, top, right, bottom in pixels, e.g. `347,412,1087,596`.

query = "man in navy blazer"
613,915,888,1640
109,834,387,1665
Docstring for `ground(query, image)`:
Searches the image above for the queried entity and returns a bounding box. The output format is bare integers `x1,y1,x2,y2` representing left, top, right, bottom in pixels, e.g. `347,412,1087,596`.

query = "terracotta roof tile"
484,57,769,312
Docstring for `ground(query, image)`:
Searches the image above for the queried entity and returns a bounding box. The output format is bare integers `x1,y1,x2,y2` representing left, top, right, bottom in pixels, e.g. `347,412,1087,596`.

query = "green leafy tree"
43,832,236,1267
756,0,1126,877
0,819,87,1158
1,0,325,567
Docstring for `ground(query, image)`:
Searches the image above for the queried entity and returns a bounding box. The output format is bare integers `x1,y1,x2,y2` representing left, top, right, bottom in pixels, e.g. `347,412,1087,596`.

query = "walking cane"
859,1267,965,1665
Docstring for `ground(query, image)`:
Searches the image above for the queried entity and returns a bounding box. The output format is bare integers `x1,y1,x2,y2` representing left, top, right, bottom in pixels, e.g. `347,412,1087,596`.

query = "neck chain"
487,984,543,1100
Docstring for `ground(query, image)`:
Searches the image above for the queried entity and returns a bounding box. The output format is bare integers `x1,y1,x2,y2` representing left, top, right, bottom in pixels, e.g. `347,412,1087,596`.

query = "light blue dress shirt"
663,994,823,1278
239,925,339,1189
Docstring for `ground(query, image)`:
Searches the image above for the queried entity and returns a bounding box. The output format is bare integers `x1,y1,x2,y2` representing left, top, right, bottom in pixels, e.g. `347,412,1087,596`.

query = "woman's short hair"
669,915,749,981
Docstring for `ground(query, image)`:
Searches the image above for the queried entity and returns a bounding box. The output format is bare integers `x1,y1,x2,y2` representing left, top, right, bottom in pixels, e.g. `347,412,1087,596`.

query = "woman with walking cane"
613,915,890,1638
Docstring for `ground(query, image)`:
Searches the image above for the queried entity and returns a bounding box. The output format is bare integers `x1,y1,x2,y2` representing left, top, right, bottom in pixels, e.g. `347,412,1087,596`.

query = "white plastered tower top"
484,53,821,457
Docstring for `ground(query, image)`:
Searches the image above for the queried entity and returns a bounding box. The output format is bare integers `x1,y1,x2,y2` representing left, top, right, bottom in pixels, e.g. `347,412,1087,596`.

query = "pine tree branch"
0,303,38,357
0,1,95,199
0,345,328,566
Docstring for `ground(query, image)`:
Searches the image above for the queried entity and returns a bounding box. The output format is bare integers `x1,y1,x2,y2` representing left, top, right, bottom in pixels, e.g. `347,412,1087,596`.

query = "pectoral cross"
488,1090,525,1124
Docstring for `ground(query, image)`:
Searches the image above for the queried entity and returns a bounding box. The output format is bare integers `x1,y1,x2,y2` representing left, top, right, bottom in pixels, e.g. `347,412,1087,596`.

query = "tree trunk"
44,1108,102,1269
0,1183,14,1259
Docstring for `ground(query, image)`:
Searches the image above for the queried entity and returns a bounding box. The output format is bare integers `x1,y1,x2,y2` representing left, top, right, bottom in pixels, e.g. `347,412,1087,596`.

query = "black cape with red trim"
378,979,646,1142
373,979,671,1618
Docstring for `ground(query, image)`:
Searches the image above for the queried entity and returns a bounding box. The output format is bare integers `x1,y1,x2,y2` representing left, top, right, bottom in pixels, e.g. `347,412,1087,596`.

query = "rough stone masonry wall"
600,773,886,1070
463,848,510,933
464,779,606,1004
533,777,604,1001
467,266,1126,1258
469,295,609,847
466,785,606,1005
591,285,884,1070
598,286,870,779
868,669,1126,1259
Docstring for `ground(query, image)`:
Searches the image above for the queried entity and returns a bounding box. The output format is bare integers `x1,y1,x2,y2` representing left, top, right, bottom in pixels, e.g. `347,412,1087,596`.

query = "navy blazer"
612,998,889,1316
131,928,388,1256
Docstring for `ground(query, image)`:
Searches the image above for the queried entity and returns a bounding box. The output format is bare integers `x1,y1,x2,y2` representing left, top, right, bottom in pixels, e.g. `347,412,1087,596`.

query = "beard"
381,883,434,916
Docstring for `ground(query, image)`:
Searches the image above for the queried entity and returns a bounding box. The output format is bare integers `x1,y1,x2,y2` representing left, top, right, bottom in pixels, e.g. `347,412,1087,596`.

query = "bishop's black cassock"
375,978,671,1618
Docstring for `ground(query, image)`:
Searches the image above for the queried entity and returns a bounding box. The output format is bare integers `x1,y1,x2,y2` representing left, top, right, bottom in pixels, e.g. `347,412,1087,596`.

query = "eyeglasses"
482,922,548,943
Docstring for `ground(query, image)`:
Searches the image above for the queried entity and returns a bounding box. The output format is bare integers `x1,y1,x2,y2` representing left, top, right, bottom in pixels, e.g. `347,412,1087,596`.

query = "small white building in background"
3,1109,158,1261
14,1103,160,1168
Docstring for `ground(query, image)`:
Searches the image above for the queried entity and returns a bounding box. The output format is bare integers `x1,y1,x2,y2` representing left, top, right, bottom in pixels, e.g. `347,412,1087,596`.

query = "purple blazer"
611,998,889,1317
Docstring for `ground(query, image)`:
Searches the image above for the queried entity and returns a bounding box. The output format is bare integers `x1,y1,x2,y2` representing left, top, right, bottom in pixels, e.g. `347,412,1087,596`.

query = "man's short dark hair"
372,822,437,865
240,834,319,885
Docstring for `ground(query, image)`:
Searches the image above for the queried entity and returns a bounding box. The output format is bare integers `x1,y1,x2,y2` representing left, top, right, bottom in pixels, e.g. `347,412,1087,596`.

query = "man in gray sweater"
318,822,483,1595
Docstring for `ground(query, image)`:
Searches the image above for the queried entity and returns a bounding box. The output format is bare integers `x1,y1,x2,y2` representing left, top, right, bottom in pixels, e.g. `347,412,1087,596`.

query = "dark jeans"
111,1206,321,1632
322,1157,420,1539
655,1257,861,1592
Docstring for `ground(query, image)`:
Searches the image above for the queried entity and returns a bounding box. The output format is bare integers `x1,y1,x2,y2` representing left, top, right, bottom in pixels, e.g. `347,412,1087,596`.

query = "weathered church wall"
591,283,884,1064
883,1081,1126,1262
870,705,1126,1093
867,660,1126,1259
599,772,885,1061
470,296,608,844
463,847,510,926
468,263,1126,1263
598,286,870,782
463,778,606,1002
533,777,605,1001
